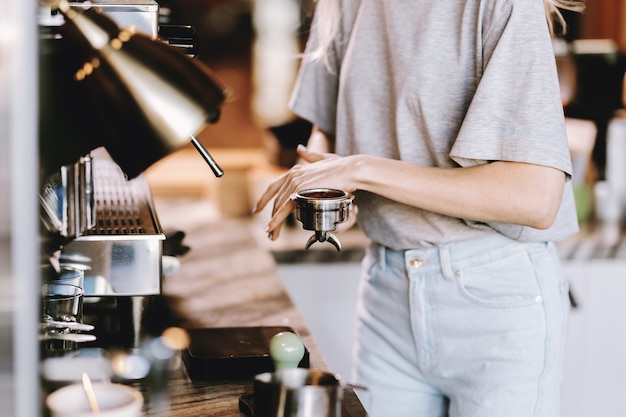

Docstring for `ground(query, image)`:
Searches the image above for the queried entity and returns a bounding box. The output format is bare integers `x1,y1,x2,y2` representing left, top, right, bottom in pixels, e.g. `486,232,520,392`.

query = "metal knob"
294,188,353,251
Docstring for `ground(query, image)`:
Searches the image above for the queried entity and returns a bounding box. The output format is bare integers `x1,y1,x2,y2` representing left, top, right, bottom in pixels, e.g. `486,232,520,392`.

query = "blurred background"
3,1,626,416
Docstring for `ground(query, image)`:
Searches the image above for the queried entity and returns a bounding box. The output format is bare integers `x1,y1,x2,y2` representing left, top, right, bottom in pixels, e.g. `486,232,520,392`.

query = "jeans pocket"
455,249,544,309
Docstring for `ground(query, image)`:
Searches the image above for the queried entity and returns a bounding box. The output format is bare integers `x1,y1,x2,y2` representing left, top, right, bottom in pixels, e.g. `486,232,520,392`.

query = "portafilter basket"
294,188,353,251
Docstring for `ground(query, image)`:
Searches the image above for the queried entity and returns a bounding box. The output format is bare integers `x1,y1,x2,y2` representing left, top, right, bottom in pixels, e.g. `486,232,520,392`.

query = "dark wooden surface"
139,198,368,416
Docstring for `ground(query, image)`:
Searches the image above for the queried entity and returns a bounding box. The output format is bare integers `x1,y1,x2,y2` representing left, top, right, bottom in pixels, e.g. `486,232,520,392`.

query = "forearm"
255,136,567,240
350,155,566,230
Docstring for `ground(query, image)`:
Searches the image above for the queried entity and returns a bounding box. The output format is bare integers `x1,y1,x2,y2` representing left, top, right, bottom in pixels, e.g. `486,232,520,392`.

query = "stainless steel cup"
254,368,342,417
294,188,353,251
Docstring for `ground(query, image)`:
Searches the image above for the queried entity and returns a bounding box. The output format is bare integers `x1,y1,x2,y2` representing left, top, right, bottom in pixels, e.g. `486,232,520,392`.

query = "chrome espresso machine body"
39,0,224,349
40,150,166,348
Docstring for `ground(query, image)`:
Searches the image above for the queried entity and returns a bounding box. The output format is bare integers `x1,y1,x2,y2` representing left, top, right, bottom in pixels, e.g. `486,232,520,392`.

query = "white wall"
561,260,626,417
278,263,361,380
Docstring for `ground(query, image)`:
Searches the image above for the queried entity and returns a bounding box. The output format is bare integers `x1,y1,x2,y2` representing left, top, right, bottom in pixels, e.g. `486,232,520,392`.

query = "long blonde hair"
544,0,586,35
310,0,586,68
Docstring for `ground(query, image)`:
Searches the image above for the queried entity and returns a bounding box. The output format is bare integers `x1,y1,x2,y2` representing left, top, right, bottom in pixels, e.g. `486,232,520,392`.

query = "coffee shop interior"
2,0,626,416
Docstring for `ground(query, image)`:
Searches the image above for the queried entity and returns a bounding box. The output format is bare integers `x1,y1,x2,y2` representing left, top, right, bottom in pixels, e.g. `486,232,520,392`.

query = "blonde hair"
544,0,586,35
308,0,340,69
310,0,585,68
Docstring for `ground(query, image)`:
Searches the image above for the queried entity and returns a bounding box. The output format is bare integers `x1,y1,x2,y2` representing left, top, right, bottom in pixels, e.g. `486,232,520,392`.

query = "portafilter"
294,188,353,251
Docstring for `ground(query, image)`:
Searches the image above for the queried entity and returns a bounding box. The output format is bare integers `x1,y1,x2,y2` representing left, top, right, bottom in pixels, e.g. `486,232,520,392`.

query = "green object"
573,184,593,224
269,331,305,371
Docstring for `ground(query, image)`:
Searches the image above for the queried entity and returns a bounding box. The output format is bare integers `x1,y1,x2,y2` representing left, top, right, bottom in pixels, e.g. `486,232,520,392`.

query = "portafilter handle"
294,188,353,251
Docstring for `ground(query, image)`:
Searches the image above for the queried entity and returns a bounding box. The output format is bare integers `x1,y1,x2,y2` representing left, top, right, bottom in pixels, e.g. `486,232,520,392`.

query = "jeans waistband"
373,233,550,281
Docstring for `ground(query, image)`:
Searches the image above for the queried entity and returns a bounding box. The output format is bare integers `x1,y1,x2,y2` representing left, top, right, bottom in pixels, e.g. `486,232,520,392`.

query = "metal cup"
254,368,342,417
294,188,353,251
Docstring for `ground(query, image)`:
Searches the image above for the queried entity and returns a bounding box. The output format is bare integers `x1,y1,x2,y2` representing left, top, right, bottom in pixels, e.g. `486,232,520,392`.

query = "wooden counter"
138,197,367,417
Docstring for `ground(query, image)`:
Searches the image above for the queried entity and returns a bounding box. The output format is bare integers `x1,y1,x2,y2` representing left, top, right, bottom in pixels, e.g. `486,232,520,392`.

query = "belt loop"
378,244,387,272
439,244,454,281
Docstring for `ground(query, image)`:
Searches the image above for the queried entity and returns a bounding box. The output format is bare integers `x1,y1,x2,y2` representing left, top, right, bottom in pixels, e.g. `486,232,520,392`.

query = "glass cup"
41,265,85,290
41,283,84,324
58,266,85,289
40,283,85,358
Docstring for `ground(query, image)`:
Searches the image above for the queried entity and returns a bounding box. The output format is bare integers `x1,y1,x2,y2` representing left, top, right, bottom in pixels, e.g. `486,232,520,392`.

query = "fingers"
252,173,288,214
253,148,342,241
266,198,296,241
252,169,299,241
297,144,327,163
253,161,307,215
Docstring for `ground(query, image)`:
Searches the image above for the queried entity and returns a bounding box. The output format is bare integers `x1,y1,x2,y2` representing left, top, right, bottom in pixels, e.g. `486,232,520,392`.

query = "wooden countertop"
138,197,367,417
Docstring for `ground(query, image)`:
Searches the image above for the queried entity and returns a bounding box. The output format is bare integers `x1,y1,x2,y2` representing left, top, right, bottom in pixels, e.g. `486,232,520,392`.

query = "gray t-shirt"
289,0,579,250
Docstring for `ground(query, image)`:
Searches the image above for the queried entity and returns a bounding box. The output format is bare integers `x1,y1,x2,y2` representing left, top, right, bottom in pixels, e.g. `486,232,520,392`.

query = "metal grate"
85,158,161,236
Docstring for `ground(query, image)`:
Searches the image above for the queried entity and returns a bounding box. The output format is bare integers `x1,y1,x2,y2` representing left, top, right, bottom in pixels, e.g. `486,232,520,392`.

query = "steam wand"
191,135,224,178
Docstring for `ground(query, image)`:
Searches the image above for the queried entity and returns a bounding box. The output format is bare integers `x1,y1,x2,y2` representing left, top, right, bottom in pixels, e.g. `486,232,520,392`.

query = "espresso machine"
38,0,226,350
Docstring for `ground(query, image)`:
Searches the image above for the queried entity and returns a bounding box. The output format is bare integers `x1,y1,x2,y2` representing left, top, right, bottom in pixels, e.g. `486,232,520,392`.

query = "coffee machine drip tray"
61,152,165,297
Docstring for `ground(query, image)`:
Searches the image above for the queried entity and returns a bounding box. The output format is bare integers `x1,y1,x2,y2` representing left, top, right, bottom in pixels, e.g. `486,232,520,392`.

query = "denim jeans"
352,233,570,417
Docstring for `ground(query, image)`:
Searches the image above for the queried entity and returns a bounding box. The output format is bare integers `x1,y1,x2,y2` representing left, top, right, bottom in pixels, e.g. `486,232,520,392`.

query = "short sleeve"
449,0,573,177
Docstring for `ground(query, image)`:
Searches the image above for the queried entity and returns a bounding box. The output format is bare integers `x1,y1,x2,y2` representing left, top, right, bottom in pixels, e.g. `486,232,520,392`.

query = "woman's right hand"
252,144,358,241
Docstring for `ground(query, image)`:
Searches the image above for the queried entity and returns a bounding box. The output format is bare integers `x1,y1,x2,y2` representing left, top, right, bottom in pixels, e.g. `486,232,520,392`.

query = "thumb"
296,144,327,163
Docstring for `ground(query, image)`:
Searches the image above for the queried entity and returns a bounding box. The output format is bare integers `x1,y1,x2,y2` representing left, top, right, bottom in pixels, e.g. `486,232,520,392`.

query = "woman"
253,1,585,416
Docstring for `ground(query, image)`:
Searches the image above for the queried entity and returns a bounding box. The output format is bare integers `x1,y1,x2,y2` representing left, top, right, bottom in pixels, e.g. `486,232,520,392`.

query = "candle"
81,373,100,414
46,382,143,417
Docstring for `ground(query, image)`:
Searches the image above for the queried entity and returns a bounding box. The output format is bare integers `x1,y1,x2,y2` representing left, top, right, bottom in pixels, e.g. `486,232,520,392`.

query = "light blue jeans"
352,233,570,417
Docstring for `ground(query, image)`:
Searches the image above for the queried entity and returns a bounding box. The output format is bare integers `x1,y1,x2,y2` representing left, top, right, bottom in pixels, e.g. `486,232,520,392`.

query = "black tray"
182,326,309,380
239,392,255,417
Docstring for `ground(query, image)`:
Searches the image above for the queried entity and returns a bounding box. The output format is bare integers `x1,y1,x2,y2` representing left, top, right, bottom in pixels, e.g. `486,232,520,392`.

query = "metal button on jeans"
410,258,423,268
